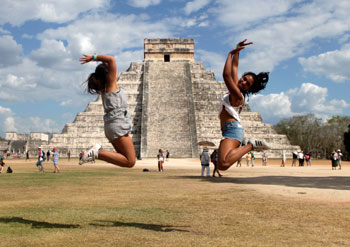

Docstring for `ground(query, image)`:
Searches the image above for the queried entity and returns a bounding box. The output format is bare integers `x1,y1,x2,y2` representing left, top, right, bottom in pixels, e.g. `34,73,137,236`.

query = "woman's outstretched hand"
229,39,253,54
80,54,93,64
237,39,253,48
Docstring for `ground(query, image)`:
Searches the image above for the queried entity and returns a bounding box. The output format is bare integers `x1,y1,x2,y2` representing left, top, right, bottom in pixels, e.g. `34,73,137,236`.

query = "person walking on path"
262,152,267,166
337,149,343,170
25,151,30,161
331,150,338,170
157,149,164,172
251,152,255,167
52,147,60,173
46,150,50,162
0,155,5,173
36,147,45,172
200,148,210,177
236,157,242,167
305,153,311,166
298,151,304,166
79,54,136,168
281,151,286,167
246,152,252,167
211,149,222,177
217,40,270,171
165,150,170,161
292,151,298,166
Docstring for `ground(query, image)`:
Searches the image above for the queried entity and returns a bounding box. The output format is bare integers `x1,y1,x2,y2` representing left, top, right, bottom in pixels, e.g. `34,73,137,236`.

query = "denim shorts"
221,121,244,143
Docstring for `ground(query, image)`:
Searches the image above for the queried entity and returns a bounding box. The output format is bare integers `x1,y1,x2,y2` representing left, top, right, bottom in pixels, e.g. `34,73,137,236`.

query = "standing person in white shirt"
337,149,343,170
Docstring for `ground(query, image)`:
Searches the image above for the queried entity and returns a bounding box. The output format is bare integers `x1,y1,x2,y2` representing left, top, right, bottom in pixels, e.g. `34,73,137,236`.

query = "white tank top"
219,93,243,122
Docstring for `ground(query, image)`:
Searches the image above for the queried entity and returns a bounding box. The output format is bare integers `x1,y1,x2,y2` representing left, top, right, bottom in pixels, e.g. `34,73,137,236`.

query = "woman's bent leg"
98,135,136,168
218,138,253,170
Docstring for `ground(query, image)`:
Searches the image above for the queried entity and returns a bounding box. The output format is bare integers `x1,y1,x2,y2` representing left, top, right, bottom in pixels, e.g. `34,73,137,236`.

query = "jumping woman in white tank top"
218,39,270,171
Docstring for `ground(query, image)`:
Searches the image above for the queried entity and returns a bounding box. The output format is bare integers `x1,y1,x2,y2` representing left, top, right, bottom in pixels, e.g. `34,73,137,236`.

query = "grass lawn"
0,159,349,247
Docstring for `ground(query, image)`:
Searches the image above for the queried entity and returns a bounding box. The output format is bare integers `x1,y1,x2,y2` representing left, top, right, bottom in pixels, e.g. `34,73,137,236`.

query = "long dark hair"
241,72,269,97
85,63,108,94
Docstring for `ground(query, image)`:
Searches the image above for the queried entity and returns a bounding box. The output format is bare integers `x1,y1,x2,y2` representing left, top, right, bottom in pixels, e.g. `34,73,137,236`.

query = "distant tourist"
236,157,242,167
281,151,286,167
337,149,343,170
36,147,45,172
211,149,222,177
246,152,252,167
79,151,83,161
165,150,170,161
79,54,136,168
200,148,210,177
262,152,267,166
217,40,270,171
331,150,338,170
52,147,60,173
305,153,311,166
0,156,5,173
67,150,71,161
251,152,255,167
26,151,30,161
298,151,304,166
46,150,50,162
157,149,164,172
292,151,298,166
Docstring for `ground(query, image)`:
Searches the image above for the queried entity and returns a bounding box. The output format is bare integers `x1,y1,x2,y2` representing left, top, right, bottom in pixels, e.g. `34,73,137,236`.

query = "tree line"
274,114,350,160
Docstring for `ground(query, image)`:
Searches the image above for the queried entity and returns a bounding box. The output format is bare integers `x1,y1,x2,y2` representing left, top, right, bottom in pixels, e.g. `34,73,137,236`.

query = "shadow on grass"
90,220,190,232
0,217,80,229
172,176,350,190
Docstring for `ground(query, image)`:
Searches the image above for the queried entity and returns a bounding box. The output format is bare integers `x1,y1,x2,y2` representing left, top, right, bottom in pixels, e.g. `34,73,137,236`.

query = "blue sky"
0,0,349,137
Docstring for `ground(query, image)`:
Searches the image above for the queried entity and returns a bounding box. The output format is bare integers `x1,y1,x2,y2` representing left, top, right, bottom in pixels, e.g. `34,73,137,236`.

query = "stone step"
143,61,194,157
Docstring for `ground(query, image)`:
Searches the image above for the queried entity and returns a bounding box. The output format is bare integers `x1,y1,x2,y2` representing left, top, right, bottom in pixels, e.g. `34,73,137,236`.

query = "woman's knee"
126,157,136,168
218,161,230,171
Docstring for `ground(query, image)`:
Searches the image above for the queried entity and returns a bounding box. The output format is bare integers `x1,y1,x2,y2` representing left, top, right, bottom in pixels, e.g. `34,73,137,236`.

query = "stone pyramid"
44,39,299,158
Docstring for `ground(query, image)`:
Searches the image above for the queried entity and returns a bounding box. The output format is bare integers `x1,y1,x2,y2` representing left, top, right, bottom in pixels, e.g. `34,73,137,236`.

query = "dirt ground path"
133,158,350,204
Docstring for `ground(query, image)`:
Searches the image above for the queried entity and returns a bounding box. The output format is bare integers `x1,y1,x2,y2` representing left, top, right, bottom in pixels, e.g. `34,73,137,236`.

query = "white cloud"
196,49,225,80
116,50,144,74
0,27,10,34
38,13,172,56
0,112,62,136
28,117,60,133
0,12,171,107
249,82,350,123
299,44,350,82
0,0,109,26
3,74,37,90
213,0,294,30
0,106,12,115
29,39,74,70
4,117,17,132
184,0,211,15
60,100,73,106
211,0,350,75
0,35,23,67
127,0,161,8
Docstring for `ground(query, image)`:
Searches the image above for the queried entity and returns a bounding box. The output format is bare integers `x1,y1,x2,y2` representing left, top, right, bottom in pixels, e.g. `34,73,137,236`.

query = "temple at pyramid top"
144,38,195,62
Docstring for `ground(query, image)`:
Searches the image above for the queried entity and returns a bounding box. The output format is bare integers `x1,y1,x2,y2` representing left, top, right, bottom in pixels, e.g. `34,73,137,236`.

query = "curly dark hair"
85,63,109,94
242,72,269,96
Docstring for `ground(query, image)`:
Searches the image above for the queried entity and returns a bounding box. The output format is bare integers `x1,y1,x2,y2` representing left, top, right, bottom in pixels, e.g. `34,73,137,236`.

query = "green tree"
274,114,322,156
274,114,350,159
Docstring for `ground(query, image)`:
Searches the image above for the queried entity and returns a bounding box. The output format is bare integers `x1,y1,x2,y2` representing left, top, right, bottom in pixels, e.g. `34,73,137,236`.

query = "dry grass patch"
0,159,349,246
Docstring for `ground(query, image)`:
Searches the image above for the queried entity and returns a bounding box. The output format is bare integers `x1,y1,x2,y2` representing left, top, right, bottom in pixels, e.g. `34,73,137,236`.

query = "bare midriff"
220,106,237,128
